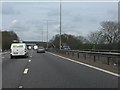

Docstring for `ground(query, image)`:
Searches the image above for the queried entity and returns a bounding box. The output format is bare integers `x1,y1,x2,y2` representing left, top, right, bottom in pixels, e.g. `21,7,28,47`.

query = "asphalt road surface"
2,50,119,88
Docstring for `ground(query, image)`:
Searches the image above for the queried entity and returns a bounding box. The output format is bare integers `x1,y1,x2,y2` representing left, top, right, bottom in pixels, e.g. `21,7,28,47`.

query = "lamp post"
47,21,48,49
46,20,58,49
59,0,62,50
42,29,43,42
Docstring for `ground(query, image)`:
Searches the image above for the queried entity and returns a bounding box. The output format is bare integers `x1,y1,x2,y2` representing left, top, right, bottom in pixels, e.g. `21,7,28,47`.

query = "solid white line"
47,52,120,77
23,68,29,74
0,1,118,2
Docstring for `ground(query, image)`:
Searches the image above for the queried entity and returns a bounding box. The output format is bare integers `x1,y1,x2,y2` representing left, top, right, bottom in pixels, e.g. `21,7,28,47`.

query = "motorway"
2,50,119,88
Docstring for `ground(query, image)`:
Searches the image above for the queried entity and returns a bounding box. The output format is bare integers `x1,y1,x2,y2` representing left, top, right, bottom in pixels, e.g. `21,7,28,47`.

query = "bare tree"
117,23,120,43
87,31,103,44
100,21,118,44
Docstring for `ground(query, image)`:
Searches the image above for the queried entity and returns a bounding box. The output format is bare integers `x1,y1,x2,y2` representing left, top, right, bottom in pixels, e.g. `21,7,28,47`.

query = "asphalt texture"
2,50,119,88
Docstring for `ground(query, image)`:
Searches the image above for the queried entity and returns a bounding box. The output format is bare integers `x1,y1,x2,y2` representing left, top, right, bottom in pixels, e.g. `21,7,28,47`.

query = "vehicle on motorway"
37,46,45,53
28,46,32,50
10,43,28,59
34,45,38,50
62,45,70,50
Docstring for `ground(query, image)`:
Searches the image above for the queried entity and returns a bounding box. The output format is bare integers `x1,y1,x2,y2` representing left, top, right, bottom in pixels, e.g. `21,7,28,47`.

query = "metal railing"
48,49,120,73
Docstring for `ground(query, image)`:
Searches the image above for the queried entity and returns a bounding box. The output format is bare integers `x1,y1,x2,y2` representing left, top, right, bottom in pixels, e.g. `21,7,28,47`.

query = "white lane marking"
23,68,29,74
114,64,117,66
18,86,23,88
47,52,120,77
30,56,32,57
29,60,31,62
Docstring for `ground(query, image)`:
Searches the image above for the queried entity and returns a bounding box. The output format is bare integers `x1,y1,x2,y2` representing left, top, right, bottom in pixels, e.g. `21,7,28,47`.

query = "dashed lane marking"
18,86,23,88
23,68,29,74
29,60,31,62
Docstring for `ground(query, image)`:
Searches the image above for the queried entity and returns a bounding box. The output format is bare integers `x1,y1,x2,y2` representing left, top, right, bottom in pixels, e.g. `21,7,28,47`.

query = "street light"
59,0,62,50
46,21,48,49
42,29,43,43
38,20,58,49
46,20,58,49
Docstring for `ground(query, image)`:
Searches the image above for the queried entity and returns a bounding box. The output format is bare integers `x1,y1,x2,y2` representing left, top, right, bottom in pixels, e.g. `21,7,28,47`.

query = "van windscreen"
13,45,24,48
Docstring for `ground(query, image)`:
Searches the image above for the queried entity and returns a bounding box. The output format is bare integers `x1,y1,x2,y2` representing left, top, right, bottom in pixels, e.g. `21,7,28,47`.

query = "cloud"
2,2,117,41
107,9,118,21
2,3,20,15
72,15,83,22
9,21,28,33
11,19,17,24
47,9,59,17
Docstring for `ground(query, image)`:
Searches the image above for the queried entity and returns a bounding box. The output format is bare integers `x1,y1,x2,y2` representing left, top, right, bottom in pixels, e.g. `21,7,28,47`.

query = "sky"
0,0,118,41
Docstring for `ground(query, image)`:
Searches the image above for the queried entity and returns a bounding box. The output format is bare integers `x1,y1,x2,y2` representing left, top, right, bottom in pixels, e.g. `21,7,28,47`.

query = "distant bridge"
23,41,55,48
23,41,46,47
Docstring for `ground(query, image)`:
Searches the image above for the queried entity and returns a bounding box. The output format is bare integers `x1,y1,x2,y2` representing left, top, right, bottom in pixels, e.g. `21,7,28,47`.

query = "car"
27,46,32,50
34,45,38,50
10,43,28,59
62,45,70,50
37,46,45,53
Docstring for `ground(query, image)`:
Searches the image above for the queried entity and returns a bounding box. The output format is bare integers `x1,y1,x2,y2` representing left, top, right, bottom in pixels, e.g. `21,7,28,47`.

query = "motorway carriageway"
2,50,119,88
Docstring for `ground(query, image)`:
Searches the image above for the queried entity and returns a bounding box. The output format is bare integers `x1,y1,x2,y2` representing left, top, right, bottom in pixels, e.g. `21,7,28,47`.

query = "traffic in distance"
9,40,71,59
10,41,45,59
2,40,119,88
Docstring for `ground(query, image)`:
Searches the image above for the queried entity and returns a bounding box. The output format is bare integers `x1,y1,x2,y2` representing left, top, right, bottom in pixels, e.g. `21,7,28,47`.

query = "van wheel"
26,55,28,58
10,55,13,59
25,54,28,58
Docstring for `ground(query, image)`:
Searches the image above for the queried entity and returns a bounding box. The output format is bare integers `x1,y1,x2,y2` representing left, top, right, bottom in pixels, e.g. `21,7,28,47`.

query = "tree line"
50,21,120,50
1,21,119,51
1,31,19,51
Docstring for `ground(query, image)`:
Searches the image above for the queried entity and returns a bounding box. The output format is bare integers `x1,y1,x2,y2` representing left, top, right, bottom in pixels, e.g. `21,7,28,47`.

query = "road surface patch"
2,57,5,59
47,52,120,77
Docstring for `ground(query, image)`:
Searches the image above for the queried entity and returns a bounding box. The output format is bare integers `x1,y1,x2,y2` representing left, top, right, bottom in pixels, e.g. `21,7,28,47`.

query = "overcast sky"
0,0,118,41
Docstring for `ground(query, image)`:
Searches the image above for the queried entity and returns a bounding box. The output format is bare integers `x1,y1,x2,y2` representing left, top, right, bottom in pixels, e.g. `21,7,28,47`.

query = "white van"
10,43,28,59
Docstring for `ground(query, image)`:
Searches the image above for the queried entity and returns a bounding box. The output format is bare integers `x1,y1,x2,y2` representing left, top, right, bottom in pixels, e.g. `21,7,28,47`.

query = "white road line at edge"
47,52,120,77
23,68,29,74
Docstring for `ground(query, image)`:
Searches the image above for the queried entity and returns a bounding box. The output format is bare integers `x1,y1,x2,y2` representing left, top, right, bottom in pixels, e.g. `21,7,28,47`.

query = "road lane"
19,51,118,88
1,52,10,62
48,52,119,77
2,52,30,88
